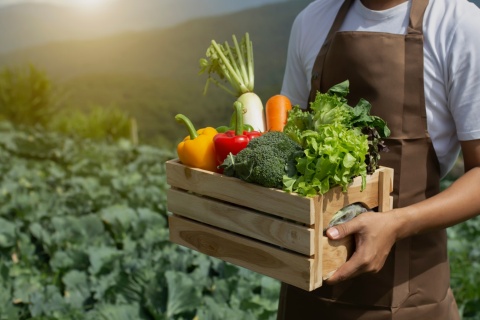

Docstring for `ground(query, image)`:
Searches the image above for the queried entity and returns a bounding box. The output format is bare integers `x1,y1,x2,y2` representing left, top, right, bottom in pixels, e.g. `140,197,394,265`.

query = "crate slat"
169,215,315,290
167,188,314,255
166,159,315,225
321,236,354,281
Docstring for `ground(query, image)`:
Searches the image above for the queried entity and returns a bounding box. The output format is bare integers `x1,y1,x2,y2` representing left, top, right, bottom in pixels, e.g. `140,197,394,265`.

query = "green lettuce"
282,80,390,196
310,81,354,129
283,124,368,196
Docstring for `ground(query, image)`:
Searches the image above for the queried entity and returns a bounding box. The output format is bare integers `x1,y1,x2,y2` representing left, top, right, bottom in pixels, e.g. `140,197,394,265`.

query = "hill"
0,0,312,147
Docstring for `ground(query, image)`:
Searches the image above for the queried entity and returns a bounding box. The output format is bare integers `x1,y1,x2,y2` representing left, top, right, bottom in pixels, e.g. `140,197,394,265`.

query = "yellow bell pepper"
175,114,218,172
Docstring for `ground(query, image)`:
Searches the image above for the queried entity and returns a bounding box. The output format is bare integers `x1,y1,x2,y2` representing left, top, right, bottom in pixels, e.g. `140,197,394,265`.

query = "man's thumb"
326,222,352,240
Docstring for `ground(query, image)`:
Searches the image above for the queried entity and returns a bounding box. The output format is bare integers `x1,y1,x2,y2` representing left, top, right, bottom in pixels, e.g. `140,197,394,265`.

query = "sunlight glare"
71,0,112,11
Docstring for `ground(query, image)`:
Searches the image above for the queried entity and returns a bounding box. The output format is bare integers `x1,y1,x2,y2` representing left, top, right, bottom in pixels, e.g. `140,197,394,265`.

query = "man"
277,0,480,319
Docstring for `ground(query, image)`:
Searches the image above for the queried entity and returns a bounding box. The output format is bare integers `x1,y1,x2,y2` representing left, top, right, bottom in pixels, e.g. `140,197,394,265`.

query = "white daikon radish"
199,32,266,132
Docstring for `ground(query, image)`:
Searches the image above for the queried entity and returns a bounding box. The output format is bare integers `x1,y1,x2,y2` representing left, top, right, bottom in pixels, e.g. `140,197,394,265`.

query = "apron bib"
277,0,460,319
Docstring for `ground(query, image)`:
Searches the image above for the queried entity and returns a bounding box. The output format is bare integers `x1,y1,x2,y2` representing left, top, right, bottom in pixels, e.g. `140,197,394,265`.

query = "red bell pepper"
214,101,261,167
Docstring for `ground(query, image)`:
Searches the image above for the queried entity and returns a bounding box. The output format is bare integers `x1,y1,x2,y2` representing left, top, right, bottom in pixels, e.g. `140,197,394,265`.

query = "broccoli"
220,131,303,189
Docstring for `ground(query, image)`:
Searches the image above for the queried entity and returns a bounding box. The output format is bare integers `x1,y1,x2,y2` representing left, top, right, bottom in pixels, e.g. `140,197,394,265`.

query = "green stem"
233,101,244,136
245,33,254,90
204,78,237,97
225,42,246,86
211,40,249,94
232,34,250,91
175,114,198,140
216,59,242,94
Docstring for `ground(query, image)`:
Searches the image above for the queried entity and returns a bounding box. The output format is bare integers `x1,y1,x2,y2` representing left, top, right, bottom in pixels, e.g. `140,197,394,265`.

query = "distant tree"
0,64,59,127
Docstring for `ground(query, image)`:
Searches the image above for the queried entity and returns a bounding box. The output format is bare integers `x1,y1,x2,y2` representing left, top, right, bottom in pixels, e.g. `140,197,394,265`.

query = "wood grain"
166,159,315,224
169,215,316,291
167,188,314,255
322,236,354,280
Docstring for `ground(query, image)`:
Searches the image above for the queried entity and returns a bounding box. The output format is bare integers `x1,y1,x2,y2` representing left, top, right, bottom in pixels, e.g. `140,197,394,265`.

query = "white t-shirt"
281,0,480,177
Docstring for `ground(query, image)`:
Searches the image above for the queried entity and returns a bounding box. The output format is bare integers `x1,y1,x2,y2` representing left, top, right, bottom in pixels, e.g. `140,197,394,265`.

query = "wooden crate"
166,159,393,291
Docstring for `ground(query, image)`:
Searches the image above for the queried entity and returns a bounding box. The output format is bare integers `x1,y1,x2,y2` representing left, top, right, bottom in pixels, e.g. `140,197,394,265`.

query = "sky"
0,0,116,9
0,0,107,5
0,0,287,9
0,0,290,12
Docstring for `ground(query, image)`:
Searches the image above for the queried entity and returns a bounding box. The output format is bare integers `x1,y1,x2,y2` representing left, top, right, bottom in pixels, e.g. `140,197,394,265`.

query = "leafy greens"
283,80,390,196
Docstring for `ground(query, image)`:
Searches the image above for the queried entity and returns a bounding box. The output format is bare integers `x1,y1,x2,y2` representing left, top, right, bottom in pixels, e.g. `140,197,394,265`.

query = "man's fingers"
324,241,389,285
324,252,364,284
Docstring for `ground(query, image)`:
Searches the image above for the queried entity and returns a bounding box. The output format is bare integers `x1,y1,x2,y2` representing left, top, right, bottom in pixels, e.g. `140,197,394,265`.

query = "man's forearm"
393,167,480,240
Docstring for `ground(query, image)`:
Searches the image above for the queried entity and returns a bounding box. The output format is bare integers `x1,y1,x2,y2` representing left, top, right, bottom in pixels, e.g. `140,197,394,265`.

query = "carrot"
265,94,292,132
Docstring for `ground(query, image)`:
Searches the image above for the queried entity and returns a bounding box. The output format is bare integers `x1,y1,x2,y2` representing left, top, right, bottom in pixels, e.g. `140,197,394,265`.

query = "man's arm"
324,139,480,284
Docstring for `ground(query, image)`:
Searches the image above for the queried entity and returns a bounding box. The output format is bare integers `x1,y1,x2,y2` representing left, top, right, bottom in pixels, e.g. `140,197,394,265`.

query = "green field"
0,123,478,319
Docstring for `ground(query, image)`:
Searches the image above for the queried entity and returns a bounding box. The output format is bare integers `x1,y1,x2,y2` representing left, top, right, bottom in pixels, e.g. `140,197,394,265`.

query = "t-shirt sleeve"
280,12,310,109
447,3,480,141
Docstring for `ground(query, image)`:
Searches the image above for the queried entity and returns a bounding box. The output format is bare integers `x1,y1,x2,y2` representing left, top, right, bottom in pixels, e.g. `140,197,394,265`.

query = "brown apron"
277,0,460,319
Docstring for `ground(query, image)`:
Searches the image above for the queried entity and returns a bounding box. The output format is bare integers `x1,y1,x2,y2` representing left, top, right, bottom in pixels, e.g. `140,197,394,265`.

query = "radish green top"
199,33,255,97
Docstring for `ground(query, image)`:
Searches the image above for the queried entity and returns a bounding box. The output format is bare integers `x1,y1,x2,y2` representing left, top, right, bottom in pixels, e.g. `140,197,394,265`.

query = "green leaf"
88,245,121,275
100,205,138,239
0,217,16,248
63,270,90,309
131,208,166,240
196,296,253,320
165,270,202,318
326,80,350,97
90,267,121,301
94,303,147,320
343,152,356,168
12,271,44,305
28,285,66,317
78,214,106,239
50,251,75,271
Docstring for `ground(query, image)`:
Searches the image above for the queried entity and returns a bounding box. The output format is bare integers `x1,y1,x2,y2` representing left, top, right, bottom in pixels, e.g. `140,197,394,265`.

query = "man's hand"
324,210,402,285
323,139,480,285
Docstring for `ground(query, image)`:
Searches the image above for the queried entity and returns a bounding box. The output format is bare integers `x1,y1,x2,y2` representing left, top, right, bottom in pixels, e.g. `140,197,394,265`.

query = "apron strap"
405,0,429,126
308,0,353,105
408,0,429,34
